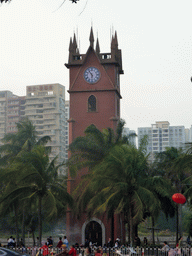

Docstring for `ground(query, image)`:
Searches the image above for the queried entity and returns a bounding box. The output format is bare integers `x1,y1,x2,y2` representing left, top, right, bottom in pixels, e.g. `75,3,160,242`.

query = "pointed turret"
111,31,118,49
69,37,73,50
96,37,100,54
89,27,94,48
114,31,118,48
111,35,115,50
65,27,123,74
111,31,119,61
73,33,78,53
68,37,73,63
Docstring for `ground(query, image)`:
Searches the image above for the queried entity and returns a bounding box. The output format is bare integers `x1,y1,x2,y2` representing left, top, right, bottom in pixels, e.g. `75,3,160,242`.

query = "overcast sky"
1,0,192,133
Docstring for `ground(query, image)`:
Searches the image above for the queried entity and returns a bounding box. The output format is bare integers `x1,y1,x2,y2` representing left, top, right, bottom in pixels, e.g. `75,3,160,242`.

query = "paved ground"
0,248,29,256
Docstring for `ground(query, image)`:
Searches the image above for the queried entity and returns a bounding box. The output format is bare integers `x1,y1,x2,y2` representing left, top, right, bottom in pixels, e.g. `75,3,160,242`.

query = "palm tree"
0,118,51,243
154,147,189,243
73,144,156,245
0,117,50,165
68,120,135,243
68,119,134,176
143,175,175,244
0,145,73,244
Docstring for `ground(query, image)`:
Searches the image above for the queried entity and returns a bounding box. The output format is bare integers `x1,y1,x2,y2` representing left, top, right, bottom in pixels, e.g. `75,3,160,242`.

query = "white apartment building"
138,121,187,161
0,91,13,145
65,100,69,160
0,91,25,146
25,83,68,174
7,95,25,134
0,85,69,174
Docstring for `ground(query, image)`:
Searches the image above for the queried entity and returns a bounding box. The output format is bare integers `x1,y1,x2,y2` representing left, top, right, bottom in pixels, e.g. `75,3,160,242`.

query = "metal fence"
6,247,192,256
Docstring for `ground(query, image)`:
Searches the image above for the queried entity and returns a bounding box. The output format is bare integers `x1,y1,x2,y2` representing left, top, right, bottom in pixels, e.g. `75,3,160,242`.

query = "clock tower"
65,27,124,246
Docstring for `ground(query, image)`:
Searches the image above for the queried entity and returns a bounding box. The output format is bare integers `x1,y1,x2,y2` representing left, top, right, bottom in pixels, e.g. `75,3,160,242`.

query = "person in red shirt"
56,244,68,256
95,248,102,256
68,245,76,256
40,243,49,256
56,237,63,248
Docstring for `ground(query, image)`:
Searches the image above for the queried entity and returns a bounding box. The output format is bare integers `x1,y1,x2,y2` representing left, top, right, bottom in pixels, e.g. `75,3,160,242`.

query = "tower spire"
114,31,118,48
73,33,77,52
89,27,94,48
69,37,73,51
68,37,73,63
96,37,100,54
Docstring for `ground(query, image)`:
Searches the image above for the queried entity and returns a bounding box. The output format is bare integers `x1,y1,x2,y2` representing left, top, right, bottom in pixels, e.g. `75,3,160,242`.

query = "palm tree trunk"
127,222,130,245
133,224,138,237
111,212,114,245
176,204,179,245
38,196,42,245
22,209,25,245
129,206,133,246
14,203,20,246
152,217,155,245
32,231,35,246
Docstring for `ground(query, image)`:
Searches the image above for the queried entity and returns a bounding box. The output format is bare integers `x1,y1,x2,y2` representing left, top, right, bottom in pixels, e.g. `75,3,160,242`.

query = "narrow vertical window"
88,95,96,112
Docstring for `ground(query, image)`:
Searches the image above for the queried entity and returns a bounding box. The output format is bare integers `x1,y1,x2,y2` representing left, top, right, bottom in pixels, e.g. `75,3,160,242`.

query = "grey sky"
1,0,192,133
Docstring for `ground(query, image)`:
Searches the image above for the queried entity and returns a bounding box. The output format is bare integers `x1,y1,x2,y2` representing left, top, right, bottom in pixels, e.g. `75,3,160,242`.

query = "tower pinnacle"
89,27,94,48
96,37,100,54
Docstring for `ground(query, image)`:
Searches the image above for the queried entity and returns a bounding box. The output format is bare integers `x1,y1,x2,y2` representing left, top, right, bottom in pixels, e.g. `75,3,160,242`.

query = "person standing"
143,237,148,246
95,249,102,256
7,236,14,247
56,244,68,256
107,238,113,248
134,236,141,247
84,239,89,248
187,236,191,246
36,237,40,247
40,242,49,256
85,247,92,256
56,237,63,248
162,241,170,252
63,236,69,249
48,236,53,247
178,237,183,248
68,245,76,256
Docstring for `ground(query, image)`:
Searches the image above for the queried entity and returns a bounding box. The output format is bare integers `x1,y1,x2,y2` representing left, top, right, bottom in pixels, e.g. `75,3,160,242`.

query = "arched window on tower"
88,95,96,112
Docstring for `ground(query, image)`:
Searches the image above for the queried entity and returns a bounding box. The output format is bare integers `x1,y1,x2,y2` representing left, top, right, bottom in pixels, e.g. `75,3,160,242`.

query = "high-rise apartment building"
64,100,69,160
0,91,25,146
7,95,25,134
138,121,187,161
25,83,68,172
0,91,12,145
0,84,69,174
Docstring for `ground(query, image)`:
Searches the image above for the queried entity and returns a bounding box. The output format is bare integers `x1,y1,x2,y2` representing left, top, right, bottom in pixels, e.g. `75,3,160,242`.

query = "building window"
88,95,96,112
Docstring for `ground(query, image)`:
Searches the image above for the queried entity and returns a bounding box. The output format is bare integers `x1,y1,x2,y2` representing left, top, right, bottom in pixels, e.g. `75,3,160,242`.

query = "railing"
5,247,192,256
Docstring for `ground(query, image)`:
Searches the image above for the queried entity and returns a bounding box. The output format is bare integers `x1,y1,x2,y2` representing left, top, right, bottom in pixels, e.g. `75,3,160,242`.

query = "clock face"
84,67,100,84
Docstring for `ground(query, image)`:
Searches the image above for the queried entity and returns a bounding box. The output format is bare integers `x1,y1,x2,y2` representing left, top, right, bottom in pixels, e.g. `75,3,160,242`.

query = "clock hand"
89,70,93,78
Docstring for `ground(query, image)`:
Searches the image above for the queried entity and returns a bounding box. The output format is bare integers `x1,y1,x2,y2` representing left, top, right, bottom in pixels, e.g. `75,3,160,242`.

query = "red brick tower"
65,28,124,246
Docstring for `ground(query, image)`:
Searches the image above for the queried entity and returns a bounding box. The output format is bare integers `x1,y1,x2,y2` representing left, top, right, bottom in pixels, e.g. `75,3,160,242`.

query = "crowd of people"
7,236,25,248
4,234,192,256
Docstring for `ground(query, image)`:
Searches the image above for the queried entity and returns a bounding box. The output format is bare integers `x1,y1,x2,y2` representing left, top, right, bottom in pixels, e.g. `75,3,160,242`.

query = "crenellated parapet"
65,27,124,75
